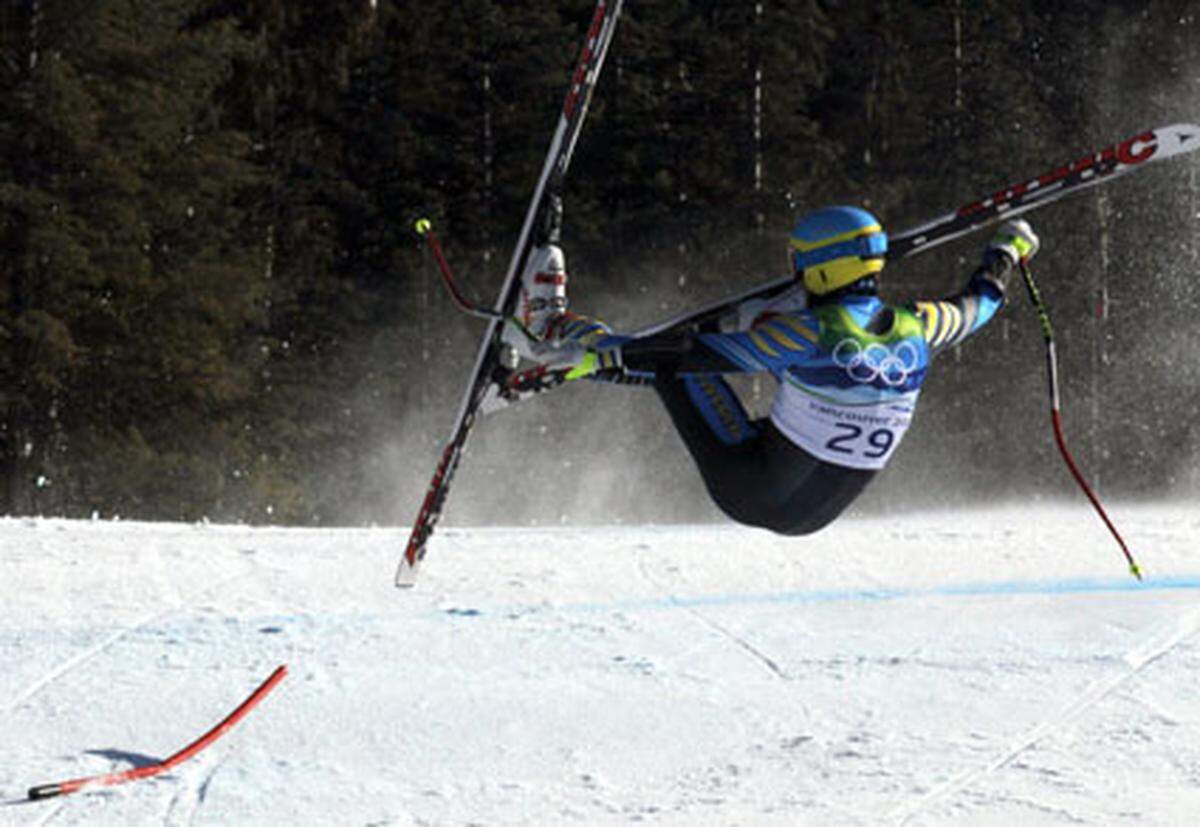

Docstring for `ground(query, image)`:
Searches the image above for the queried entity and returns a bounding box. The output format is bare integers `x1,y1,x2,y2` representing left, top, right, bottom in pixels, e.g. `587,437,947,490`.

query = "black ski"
397,1,624,587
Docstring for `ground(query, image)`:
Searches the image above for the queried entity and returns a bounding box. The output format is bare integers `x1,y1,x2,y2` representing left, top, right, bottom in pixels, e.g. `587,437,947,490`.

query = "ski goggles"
792,231,888,271
526,296,567,313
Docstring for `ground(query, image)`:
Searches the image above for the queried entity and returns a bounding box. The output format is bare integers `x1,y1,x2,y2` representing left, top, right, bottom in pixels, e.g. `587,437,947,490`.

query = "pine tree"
1,0,269,518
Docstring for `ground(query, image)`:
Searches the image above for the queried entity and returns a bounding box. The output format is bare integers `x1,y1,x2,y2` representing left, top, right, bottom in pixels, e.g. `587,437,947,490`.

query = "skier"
504,204,1039,535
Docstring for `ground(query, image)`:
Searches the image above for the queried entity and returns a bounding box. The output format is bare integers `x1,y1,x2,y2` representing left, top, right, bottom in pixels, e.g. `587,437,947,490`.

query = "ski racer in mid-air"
502,204,1039,535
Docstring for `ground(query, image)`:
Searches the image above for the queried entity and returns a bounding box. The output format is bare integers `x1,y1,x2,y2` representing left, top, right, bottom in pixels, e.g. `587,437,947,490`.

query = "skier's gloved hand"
975,218,1039,295
986,219,1040,266
564,346,623,381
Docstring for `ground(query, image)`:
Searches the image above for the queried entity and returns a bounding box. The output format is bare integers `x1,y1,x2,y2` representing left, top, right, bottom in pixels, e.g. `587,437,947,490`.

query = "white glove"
986,218,1040,266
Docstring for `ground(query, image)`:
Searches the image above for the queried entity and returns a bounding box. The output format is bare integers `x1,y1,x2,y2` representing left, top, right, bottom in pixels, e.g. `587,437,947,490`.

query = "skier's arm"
910,260,1008,353
551,313,619,348
912,219,1039,355
619,313,820,375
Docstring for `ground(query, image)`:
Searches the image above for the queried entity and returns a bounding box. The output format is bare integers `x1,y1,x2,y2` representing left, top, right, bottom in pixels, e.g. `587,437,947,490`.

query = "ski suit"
560,256,1010,535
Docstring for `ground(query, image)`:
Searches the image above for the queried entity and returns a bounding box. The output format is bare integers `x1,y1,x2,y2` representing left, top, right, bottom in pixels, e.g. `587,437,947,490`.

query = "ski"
489,122,1200,405
637,122,1200,338
397,1,624,588
892,123,1200,258
402,116,1199,583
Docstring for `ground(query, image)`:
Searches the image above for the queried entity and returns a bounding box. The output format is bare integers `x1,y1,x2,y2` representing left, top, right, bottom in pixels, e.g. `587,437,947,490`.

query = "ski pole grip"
28,783,65,800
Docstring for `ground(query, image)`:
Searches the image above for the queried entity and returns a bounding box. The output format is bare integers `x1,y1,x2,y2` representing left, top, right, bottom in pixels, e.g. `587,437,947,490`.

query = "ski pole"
414,218,505,321
27,665,287,800
1018,261,1142,580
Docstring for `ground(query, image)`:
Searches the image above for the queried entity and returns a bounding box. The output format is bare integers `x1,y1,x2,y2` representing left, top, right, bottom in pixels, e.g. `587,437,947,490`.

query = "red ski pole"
415,218,505,321
27,665,287,801
1019,261,1142,580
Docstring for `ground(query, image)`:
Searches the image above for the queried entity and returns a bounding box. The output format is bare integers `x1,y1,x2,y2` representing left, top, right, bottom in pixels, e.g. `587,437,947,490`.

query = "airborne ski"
636,123,1200,339
401,115,1199,584
500,122,1200,384
397,1,624,588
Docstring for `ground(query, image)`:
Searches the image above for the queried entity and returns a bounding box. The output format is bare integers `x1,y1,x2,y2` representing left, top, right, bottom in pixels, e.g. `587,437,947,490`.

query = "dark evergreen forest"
3,1,1199,526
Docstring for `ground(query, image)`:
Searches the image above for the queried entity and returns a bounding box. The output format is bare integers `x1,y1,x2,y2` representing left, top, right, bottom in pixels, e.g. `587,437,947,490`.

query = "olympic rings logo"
831,338,919,387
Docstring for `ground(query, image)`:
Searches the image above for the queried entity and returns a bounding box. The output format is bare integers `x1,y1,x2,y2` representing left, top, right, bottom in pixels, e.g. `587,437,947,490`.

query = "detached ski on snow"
397,1,624,588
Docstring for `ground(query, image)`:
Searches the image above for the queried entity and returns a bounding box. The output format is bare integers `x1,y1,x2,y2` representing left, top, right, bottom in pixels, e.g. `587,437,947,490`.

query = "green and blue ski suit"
560,254,1012,535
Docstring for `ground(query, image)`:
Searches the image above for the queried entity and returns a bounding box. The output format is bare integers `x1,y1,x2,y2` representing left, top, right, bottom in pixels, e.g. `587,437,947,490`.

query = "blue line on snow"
445,575,1200,619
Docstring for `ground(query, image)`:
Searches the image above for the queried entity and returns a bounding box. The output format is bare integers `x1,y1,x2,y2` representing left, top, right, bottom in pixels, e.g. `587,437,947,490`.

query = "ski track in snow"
161,754,224,827
634,545,790,681
28,803,64,827
888,601,1200,824
4,507,1200,824
2,571,247,720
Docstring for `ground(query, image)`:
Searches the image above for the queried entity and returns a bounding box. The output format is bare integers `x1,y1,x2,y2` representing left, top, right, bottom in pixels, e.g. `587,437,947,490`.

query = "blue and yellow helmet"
790,206,888,295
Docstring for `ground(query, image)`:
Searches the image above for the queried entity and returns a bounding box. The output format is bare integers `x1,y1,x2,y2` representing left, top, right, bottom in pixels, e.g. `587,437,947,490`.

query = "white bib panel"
770,380,918,470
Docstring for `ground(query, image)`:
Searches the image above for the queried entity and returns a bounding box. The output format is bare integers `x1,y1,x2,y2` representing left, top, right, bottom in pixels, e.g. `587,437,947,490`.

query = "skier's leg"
677,374,760,448
757,424,876,535
652,375,781,525
655,375,875,534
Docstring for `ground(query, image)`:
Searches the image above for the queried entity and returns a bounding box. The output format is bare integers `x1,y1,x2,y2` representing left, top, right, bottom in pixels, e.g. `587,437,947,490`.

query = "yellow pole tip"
414,218,432,235
1130,563,1143,581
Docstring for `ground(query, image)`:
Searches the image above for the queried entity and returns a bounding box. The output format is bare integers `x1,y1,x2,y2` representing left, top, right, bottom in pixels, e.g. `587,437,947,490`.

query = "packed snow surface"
3,505,1200,825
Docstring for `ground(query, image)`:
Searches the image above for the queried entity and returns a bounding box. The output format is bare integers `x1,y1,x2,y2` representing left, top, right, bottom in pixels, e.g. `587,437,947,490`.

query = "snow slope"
3,505,1200,825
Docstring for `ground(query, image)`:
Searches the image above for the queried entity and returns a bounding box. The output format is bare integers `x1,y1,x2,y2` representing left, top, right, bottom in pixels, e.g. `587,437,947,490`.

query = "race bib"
770,382,917,470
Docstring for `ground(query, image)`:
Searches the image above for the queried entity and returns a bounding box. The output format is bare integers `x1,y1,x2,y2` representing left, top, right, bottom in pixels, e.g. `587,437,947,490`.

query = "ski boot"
501,195,572,362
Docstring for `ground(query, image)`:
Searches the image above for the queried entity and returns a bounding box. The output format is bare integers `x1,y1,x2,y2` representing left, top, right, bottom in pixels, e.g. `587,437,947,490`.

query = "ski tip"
414,217,432,236
394,562,419,589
